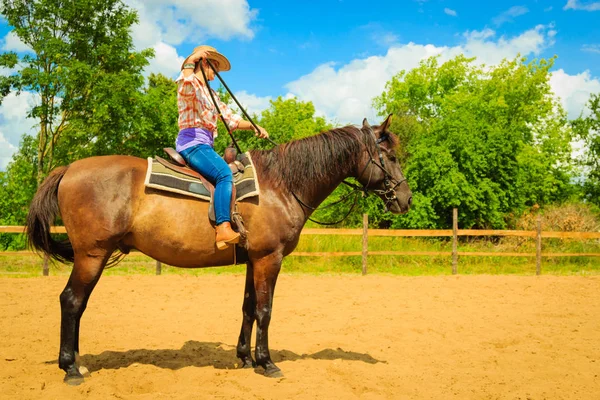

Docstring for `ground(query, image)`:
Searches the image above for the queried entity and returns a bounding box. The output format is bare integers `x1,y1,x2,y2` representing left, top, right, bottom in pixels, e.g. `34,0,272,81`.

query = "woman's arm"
236,120,269,139
216,95,270,139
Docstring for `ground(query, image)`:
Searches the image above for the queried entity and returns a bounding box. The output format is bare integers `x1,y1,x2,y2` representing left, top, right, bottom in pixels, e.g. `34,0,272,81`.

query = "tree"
214,96,331,154
373,55,575,229
572,93,600,205
0,0,152,184
0,136,37,249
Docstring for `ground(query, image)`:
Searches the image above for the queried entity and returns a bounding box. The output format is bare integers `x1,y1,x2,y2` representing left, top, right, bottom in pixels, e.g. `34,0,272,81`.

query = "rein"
202,59,278,147
199,60,404,225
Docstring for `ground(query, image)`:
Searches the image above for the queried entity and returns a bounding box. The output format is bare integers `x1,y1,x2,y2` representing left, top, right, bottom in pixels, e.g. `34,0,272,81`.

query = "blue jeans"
180,144,233,225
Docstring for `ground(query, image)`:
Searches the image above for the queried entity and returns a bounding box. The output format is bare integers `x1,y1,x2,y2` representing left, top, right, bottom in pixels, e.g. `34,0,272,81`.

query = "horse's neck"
251,128,362,211
298,171,350,210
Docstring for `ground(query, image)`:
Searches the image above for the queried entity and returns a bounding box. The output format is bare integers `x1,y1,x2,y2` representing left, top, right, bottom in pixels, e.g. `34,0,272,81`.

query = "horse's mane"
250,126,365,193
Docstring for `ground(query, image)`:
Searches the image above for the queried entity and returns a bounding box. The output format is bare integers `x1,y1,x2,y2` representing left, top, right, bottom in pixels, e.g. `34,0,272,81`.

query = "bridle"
363,126,407,213
292,125,407,225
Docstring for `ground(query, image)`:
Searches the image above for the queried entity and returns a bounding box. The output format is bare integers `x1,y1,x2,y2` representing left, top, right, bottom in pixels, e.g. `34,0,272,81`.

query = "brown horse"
27,116,412,384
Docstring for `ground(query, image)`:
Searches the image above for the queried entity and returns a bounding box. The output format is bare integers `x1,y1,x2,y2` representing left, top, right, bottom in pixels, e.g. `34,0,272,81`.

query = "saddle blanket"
144,152,260,201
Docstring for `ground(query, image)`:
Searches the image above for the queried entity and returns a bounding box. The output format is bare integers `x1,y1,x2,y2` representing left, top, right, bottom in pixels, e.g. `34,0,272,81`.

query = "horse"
26,116,412,385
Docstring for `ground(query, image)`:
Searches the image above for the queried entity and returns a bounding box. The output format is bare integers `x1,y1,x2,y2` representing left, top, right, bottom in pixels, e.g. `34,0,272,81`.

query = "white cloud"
378,33,400,47
563,0,600,11
444,8,457,17
121,0,257,77
0,132,18,170
582,44,600,54
549,69,600,119
125,0,257,48
144,42,185,77
492,6,530,26
231,91,273,116
462,25,553,64
1,31,31,52
285,25,556,124
0,92,38,169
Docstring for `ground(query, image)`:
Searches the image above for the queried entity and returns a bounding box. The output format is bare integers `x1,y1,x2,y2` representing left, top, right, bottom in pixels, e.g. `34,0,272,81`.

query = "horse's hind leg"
236,261,257,368
59,251,110,385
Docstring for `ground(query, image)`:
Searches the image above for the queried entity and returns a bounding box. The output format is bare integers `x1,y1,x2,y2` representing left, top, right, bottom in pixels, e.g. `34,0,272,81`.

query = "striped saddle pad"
144,152,260,202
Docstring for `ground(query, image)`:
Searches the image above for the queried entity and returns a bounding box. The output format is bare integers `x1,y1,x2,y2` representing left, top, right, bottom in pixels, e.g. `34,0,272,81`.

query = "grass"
1,235,599,278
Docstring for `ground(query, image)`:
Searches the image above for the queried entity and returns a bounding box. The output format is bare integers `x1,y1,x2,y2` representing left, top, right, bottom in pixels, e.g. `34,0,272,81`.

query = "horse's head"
356,115,412,214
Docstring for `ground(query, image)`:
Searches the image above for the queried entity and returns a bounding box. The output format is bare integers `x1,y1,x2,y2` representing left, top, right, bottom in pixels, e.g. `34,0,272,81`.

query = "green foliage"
0,0,153,180
0,136,37,249
214,95,331,154
0,0,159,248
572,93,600,206
373,55,575,229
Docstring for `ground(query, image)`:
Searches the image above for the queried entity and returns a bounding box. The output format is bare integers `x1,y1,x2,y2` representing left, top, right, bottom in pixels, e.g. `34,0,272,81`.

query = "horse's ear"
380,114,393,131
362,118,370,129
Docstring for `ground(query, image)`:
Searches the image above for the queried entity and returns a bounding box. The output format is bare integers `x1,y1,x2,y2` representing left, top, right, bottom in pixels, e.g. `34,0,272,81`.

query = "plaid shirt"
176,72,242,136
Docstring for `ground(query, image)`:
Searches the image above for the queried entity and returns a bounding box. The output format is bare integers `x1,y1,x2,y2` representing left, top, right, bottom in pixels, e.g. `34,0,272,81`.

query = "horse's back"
68,154,147,173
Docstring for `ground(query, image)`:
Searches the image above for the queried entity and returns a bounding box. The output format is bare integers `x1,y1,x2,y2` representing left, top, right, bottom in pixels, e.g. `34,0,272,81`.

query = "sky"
1,0,600,169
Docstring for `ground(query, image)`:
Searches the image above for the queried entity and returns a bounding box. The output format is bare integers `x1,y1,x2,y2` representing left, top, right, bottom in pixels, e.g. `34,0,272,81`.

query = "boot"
215,222,240,250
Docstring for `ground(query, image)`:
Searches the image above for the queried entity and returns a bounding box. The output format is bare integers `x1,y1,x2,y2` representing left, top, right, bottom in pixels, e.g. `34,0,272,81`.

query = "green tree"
0,0,152,183
572,93,600,205
0,136,37,249
214,96,331,153
374,55,575,229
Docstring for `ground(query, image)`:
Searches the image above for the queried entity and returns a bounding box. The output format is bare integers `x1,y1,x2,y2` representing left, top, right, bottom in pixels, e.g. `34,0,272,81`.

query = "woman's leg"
180,144,234,225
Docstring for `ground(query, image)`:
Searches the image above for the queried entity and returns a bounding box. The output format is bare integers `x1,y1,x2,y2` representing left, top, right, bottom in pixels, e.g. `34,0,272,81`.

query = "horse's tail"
26,165,74,263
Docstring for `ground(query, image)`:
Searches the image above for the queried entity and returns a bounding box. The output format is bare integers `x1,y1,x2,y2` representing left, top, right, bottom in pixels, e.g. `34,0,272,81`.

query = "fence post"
156,260,162,275
43,254,49,276
536,216,542,275
452,208,458,275
362,213,368,275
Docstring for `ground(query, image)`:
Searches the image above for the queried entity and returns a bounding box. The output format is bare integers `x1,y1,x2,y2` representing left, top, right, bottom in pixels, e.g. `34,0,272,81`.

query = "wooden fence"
2,209,600,276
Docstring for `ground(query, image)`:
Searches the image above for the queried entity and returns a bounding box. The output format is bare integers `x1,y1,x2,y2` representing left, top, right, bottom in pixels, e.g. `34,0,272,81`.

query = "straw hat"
185,45,231,72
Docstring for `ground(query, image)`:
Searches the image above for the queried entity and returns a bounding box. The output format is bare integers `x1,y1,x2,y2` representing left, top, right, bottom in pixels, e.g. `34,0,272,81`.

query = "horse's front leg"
252,253,282,377
236,261,256,368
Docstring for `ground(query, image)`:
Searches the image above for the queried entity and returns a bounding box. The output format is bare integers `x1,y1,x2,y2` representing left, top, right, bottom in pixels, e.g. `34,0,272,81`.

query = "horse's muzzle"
388,193,412,214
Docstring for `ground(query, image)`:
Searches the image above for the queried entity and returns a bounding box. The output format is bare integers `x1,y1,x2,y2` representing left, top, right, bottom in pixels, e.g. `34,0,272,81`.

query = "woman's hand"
254,125,269,139
181,49,210,74
189,49,210,64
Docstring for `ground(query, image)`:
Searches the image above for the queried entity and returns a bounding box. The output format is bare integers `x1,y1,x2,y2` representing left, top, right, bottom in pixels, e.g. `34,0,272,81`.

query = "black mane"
250,126,364,193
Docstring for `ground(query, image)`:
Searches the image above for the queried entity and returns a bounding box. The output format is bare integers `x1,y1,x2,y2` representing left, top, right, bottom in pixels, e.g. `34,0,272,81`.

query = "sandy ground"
0,274,599,399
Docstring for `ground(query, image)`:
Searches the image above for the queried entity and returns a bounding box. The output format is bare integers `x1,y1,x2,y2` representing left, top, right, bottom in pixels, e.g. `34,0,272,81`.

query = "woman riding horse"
27,73,412,384
177,45,269,250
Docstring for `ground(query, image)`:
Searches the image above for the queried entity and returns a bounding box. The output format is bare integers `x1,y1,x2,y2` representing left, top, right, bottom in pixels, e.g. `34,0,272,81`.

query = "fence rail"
2,208,600,276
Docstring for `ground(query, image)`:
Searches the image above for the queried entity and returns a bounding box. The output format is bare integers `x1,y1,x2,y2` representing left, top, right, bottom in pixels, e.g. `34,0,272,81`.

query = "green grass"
1,235,599,278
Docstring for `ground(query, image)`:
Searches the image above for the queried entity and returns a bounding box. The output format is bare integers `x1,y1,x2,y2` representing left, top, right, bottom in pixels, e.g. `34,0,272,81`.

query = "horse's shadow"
48,341,384,372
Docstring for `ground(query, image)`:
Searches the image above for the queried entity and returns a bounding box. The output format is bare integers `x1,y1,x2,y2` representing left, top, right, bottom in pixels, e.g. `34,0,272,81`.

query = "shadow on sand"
46,341,384,372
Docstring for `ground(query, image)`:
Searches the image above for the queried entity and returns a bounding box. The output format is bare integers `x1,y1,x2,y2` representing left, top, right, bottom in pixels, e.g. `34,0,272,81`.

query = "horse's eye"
390,156,397,162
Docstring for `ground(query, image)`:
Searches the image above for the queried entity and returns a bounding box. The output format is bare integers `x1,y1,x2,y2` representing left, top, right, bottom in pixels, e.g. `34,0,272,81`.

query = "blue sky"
211,0,600,96
1,0,600,168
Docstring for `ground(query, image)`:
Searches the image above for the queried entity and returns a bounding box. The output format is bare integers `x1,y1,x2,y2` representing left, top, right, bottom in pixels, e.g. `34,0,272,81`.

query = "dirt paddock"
0,274,599,399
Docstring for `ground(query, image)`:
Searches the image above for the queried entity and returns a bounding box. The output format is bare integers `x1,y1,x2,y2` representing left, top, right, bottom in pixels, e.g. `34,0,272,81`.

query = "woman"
176,45,269,250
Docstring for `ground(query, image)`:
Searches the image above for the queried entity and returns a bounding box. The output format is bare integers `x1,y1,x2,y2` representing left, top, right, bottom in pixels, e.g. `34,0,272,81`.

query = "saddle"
162,147,245,179
153,147,253,245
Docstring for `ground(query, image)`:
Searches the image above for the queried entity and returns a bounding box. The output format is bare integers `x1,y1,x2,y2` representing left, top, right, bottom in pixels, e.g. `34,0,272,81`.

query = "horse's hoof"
64,364,85,386
239,357,256,369
78,365,91,377
264,366,283,378
64,374,84,386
